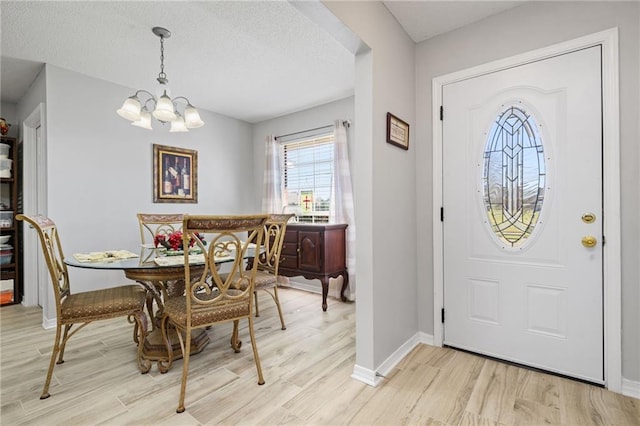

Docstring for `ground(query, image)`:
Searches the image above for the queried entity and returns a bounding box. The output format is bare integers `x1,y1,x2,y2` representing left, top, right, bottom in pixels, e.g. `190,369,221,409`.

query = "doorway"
443,46,602,382
432,29,621,391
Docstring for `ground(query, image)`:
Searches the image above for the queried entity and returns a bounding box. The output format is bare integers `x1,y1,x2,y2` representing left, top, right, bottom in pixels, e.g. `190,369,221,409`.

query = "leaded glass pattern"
483,105,546,248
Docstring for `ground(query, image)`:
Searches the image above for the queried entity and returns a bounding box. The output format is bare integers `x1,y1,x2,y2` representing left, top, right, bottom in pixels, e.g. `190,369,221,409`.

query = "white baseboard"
42,315,56,330
352,332,435,387
622,378,640,399
418,331,435,346
351,364,382,387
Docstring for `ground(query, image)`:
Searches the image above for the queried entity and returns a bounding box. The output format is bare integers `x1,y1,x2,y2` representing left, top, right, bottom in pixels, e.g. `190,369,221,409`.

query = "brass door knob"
581,236,597,248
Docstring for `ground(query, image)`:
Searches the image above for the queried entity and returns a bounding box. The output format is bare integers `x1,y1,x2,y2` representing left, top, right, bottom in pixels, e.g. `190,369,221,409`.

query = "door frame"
22,103,51,327
432,28,621,392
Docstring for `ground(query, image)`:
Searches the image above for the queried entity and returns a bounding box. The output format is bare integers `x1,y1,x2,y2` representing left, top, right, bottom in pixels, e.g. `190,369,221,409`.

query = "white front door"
442,46,603,383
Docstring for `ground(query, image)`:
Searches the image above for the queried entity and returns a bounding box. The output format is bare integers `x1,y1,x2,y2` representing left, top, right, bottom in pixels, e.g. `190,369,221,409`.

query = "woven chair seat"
219,271,276,290
61,285,147,322
254,271,277,289
163,294,250,328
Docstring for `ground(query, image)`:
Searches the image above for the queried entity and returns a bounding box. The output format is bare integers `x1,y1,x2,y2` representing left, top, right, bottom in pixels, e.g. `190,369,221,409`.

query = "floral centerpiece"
154,231,206,254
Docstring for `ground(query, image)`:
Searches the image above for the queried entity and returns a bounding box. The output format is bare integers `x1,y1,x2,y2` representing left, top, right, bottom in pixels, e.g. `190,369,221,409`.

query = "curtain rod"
274,120,351,141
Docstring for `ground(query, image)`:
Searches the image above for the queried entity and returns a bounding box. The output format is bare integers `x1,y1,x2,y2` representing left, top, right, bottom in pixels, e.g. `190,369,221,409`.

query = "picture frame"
153,144,198,203
386,112,410,150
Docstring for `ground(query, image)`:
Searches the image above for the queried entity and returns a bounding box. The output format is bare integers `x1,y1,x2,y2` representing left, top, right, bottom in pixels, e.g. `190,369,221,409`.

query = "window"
281,134,334,223
482,105,546,249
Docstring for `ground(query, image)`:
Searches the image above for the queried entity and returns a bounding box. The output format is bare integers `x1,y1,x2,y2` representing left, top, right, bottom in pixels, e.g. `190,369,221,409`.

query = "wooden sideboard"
279,223,348,311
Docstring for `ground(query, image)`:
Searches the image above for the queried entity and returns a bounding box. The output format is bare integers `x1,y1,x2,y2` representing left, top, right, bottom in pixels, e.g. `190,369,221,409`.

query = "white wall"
28,65,256,297
415,1,640,382
324,1,418,375
16,66,46,129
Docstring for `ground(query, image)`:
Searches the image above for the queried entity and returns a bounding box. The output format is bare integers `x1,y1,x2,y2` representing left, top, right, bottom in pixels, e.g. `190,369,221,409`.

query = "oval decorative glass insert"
483,105,546,248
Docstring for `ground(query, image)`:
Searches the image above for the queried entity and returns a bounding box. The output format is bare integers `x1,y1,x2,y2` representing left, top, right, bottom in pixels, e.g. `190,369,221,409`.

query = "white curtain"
329,120,356,301
261,135,282,213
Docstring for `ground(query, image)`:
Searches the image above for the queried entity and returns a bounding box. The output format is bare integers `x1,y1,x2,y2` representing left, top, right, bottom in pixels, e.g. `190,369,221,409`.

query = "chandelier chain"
158,35,166,81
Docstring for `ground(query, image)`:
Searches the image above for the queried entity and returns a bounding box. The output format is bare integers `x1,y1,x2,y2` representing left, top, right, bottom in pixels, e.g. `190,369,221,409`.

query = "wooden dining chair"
252,213,294,330
159,214,268,413
16,214,148,399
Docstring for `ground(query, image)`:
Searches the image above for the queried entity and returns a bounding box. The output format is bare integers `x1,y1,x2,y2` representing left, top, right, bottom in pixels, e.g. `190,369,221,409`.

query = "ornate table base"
124,265,211,373
142,328,209,363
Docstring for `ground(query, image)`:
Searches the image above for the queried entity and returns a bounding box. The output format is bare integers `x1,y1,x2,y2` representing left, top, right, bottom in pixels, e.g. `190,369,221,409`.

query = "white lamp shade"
169,116,188,133
184,105,205,128
117,96,142,121
153,92,177,122
131,109,152,130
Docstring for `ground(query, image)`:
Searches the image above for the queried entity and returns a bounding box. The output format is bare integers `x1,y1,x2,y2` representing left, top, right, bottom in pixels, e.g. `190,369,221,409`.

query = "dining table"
64,246,235,373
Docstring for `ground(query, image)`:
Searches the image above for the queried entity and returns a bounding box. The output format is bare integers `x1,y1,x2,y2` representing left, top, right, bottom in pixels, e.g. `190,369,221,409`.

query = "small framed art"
386,112,410,150
153,144,198,203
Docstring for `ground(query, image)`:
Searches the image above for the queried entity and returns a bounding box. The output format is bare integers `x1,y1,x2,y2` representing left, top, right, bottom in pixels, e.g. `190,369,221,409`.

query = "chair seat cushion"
163,295,250,327
219,271,276,290
254,271,277,289
61,285,146,322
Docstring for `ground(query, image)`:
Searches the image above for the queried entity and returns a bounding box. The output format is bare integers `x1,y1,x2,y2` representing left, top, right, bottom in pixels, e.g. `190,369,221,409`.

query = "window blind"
282,134,334,223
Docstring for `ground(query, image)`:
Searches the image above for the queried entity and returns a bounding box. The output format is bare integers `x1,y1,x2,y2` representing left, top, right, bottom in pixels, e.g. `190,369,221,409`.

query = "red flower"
154,234,167,247
154,231,206,251
167,231,183,250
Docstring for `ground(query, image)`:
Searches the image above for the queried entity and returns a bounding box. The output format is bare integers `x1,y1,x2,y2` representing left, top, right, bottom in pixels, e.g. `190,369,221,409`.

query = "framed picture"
153,144,198,203
386,112,410,150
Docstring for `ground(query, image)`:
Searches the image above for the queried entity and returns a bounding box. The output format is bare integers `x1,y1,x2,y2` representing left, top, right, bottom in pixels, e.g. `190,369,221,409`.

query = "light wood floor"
1,288,638,425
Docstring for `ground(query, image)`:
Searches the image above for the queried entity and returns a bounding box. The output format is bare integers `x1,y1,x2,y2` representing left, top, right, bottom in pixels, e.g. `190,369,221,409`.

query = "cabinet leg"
340,272,349,302
321,277,328,312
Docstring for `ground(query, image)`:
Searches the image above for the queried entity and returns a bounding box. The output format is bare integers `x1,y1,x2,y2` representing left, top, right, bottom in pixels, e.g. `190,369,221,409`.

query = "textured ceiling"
1,1,528,124
0,1,356,123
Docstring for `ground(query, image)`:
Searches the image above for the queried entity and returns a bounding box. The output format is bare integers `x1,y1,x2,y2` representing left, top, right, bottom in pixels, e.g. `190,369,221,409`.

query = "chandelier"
117,27,204,132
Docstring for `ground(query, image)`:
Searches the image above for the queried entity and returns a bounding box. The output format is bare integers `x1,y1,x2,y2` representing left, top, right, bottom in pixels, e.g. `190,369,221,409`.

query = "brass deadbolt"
581,236,597,248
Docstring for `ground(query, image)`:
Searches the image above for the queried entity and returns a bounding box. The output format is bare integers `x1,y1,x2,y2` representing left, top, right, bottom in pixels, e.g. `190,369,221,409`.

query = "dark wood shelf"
0,136,21,306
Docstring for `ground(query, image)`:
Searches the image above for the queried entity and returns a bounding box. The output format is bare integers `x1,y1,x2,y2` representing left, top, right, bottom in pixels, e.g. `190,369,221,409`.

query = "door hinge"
440,207,444,222
441,308,445,323
440,106,444,121
602,235,606,246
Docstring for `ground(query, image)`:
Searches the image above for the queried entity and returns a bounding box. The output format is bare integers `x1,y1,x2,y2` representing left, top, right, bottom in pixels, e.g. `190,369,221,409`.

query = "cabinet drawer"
283,230,297,244
281,232,298,256
279,255,298,269
281,241,297,253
